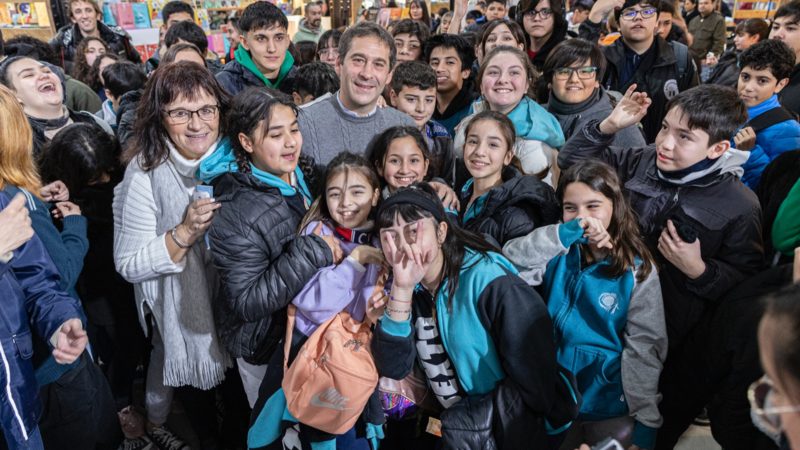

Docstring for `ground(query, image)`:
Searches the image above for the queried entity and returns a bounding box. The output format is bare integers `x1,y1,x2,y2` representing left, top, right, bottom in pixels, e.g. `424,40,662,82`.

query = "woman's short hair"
124,61,230,170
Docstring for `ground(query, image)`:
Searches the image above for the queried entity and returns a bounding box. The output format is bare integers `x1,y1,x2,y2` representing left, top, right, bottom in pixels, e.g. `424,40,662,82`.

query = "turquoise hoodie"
470,96,566,149
196,137,312,205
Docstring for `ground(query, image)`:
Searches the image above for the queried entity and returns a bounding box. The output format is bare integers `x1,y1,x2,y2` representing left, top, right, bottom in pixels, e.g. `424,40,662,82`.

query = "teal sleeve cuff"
379,312,412,337
632,421,658,449
557,219,586,248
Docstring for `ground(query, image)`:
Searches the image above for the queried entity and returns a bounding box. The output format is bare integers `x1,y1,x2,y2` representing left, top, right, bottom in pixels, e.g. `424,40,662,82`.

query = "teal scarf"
234,46,295,89
197,138,312,205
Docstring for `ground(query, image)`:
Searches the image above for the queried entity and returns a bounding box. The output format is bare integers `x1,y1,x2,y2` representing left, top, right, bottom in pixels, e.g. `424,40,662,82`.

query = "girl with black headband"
371,182,577,448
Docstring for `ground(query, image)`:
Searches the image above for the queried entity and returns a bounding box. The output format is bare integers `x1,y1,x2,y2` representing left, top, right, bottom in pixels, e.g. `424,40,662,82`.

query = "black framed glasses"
317,48,339,58
620,7,658,20
553,66,598,80
164,105,219,124
524,7,553,19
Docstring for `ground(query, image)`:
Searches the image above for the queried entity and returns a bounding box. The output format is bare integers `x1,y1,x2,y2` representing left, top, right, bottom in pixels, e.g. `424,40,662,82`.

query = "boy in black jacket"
558,84,764,449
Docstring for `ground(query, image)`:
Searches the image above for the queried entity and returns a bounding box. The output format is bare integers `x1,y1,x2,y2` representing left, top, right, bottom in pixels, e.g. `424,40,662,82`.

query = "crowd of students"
0,0,799,448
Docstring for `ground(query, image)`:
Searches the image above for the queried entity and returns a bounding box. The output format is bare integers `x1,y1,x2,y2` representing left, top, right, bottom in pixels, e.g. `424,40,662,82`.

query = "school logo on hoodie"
599,293,619,314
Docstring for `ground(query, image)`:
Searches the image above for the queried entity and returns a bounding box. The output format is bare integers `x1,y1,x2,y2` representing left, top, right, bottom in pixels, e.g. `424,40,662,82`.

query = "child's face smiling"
390,85,437,129
326,169,380,229
654,106,728,172
378,136,430,191
738,66,788,107
561,181,613,229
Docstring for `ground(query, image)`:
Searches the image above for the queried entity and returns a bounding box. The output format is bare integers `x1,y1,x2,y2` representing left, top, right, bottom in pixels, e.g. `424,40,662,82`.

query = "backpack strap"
670,41,689,83
747,107,797,133
283,305,297,372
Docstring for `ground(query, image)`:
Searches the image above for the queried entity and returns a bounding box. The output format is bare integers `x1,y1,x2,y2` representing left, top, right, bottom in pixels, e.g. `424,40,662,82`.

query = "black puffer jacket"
459,167,560,248
208,172,332,364
559,121,765,348
115,89,142,151
215,60,298,97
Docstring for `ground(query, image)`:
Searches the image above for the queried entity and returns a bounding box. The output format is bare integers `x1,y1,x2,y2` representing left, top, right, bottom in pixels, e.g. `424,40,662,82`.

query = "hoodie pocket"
571,347,627,418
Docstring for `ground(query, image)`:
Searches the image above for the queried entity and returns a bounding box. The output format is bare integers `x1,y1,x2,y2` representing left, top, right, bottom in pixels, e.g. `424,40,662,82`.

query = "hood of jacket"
506,96,566,149
461,166,561,224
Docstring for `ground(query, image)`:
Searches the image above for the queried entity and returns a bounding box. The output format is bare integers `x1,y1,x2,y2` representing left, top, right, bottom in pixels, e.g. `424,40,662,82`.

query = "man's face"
306,4,323,28
336,35,392,115
738,66,788,107
654,106,726,171
485,2,506,21
697,0,714,16
70,1,98,35
7,58,64,116
771,16,800,61
166,11,194,29
227,25,241,47
428,46,469,93
657,12,673,38
619,4,658,45
684,0,696,12
390,85,437,129
240,25,290,78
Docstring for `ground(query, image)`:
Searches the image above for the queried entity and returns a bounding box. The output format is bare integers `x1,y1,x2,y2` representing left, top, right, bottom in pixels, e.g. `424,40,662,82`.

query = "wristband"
386,305,411,315
170,227,191,249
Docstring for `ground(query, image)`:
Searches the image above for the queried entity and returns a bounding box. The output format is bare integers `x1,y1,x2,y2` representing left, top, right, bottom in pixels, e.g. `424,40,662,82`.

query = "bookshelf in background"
0,0,56,41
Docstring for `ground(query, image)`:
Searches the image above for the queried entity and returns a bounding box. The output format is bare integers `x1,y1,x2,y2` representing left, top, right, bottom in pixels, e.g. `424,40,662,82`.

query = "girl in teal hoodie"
503,160,668,450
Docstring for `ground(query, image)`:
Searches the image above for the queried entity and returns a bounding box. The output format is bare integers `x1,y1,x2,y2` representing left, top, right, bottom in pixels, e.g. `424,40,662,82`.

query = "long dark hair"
299,152,381,232
123,61,231,170
70,36,109,88
365,126,432,186
226,87,298,174
556,160,655,281
408,0,431,28
39,123,120,195
376,183,497,304
463,110,525,173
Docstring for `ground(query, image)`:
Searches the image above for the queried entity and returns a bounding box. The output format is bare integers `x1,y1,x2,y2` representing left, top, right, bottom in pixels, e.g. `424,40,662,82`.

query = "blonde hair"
0,86,42,196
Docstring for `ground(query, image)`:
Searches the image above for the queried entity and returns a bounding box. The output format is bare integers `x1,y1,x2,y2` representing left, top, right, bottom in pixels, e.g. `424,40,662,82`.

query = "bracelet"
386,305,411,315
389,293,412,303
170,227,191,249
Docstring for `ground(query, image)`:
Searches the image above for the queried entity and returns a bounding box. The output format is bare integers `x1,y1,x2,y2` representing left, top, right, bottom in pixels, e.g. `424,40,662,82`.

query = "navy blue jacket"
0,192,83,449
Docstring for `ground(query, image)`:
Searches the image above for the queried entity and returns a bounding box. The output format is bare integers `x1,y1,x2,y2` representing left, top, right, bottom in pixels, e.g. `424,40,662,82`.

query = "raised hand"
51,201,82,220
430,181,460,212
179,197,221,246
40,180,69,202
381,221,432,290
599,84,652,135
0,194,34,256
733,126,756,151
589,0,626,23
579,217,613,250
52,318,88,364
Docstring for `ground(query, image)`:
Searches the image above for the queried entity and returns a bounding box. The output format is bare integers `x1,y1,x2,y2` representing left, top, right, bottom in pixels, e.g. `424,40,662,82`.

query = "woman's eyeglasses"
553,66,598,80
163,105,219,124
317,48,339,58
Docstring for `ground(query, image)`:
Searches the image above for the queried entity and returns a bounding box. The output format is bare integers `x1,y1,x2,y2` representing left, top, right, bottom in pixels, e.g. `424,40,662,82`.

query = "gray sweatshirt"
297,92,415,167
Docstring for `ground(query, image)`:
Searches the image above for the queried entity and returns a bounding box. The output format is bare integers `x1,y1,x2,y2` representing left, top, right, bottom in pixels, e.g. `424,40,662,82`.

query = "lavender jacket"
292,221,383,337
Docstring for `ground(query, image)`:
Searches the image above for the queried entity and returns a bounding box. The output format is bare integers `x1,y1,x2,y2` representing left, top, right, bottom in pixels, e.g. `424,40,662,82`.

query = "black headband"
378,188,446,223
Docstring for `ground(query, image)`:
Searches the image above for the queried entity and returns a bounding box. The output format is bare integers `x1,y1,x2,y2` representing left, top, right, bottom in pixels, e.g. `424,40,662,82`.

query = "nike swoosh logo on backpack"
310,387,349,411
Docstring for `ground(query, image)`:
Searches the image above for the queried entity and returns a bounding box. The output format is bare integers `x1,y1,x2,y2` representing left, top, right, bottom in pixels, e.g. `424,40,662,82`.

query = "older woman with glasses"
540,39,646,149
113,61,237,448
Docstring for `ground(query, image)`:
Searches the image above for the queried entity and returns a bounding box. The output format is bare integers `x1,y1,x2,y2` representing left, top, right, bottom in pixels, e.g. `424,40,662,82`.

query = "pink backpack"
282,304,379,435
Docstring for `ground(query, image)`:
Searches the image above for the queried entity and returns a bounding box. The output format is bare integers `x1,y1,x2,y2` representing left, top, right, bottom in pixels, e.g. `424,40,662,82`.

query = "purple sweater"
292,221,383,337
